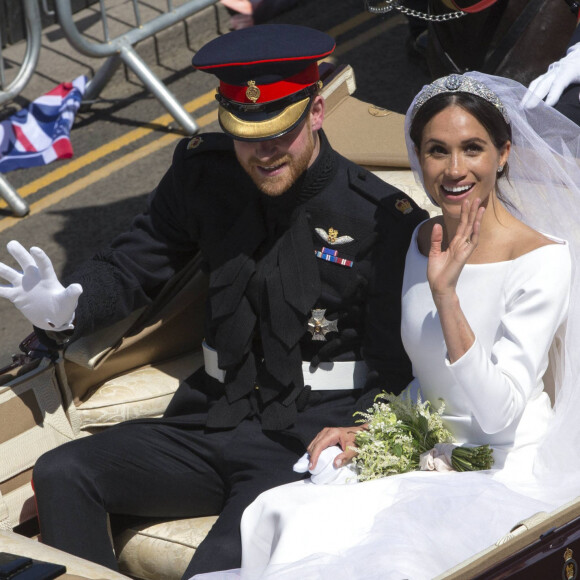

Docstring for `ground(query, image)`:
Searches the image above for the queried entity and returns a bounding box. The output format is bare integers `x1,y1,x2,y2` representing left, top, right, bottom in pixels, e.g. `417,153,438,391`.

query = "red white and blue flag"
0,75,86,172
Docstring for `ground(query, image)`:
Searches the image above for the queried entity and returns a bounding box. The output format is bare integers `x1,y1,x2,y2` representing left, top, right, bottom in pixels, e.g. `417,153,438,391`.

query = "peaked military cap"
192,24,335,141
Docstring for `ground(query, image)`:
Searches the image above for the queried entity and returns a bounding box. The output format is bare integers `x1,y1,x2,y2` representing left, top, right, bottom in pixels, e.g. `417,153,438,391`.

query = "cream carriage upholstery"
0,65,438,579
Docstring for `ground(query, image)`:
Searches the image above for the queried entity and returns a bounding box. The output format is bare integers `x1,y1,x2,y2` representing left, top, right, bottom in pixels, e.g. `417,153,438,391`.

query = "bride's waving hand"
427,198,484,298
426,199,484,364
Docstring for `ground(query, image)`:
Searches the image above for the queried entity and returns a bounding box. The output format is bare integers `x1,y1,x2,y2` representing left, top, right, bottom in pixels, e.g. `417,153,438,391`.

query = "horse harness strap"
447,0,499,12
482,0,548,74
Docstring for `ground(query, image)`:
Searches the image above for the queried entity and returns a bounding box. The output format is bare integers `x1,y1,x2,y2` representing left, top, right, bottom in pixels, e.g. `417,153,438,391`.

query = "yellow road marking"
326,11,374,39
334,14,405,58
2,90,216,205
0,12,398,225
0,109,217,233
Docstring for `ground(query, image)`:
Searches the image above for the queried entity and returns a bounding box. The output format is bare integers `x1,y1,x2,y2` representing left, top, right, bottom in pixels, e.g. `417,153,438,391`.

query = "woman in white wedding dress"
194,73,580,580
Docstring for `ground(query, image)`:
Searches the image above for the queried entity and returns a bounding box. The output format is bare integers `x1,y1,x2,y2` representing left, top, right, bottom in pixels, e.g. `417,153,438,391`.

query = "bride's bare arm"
428,199,484,363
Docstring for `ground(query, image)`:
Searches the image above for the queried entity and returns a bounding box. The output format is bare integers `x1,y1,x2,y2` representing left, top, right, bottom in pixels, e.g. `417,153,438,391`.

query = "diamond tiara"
411,74,510,124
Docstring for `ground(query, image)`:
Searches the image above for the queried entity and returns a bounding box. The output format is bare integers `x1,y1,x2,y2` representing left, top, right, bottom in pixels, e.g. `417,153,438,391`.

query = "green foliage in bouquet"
352,393,494,482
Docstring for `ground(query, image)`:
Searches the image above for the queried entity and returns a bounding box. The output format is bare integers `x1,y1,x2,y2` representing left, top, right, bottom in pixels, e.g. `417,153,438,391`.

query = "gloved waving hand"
0,241,82,332
528,42,580,106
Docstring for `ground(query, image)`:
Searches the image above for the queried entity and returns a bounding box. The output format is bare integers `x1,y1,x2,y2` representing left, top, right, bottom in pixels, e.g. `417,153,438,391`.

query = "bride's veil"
405,71,580,506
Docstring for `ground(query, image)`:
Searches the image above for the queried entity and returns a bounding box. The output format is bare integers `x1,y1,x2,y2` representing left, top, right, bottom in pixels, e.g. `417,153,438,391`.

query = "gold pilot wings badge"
315,227,355,245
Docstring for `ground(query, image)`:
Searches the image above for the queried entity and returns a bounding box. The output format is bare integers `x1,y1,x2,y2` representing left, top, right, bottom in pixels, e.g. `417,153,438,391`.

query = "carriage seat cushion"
114,516,218,580
76,351,203,433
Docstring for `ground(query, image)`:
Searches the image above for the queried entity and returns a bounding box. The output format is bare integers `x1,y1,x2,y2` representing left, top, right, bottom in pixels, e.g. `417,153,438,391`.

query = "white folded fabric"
293,446,358,485
419,443,455,472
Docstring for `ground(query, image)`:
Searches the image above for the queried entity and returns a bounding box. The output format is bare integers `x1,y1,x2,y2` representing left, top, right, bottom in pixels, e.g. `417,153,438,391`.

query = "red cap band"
218,63,320,104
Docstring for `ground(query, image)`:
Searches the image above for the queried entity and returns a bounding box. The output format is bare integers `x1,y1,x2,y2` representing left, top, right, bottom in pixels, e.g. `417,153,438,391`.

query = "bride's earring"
497,166,504,173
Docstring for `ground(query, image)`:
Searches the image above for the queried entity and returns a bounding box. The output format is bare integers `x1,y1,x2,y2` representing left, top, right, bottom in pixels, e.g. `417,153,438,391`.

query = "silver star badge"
307,309,338,341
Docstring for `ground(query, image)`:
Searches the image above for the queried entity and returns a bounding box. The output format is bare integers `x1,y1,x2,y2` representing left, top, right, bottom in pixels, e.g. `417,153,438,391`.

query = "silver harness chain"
365,0,468,21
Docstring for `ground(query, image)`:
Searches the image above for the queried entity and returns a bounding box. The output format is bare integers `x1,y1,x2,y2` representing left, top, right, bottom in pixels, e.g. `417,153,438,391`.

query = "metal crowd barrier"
54,0,219,135
0,0,42,217
0,0,216,217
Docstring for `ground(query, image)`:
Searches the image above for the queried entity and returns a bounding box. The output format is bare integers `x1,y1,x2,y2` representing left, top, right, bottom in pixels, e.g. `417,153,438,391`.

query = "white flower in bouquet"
352,393,494,482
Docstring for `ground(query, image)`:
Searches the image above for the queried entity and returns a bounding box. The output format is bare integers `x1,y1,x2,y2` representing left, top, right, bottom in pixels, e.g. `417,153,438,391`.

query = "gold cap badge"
246,80,260,103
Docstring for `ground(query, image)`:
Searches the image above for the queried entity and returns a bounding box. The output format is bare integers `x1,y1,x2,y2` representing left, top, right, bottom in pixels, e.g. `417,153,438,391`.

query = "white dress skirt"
193,229,572,580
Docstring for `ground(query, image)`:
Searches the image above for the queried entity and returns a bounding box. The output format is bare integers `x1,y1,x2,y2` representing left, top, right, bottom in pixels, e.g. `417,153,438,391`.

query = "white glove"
0,240,82,332
293,446,358,485
527,42,580,106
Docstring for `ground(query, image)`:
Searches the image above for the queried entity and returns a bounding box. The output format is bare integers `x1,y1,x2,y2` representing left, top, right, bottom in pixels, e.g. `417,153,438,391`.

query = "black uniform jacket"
56,130,427,446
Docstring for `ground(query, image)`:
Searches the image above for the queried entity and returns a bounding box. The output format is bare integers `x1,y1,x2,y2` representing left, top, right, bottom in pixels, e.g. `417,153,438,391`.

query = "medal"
314,247,353,268
307,309,338,341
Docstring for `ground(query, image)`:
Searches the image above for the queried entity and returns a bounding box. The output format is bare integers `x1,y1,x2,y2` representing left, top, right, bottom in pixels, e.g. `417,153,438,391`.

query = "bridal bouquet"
352,393,494,482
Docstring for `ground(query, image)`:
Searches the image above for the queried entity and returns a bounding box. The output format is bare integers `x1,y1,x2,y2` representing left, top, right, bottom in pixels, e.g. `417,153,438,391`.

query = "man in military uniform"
2,24,427,577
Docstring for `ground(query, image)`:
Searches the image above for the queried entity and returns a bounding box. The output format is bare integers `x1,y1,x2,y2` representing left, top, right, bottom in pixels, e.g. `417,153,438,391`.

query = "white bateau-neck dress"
401,224,570,475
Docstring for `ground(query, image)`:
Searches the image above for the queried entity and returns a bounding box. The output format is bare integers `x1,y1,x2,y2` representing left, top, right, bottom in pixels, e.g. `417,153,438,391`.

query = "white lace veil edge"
405,71,580,505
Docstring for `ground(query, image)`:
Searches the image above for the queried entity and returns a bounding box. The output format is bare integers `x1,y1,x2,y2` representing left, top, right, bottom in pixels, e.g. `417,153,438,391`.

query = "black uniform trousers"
32,414,307,578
